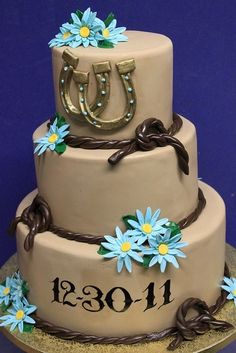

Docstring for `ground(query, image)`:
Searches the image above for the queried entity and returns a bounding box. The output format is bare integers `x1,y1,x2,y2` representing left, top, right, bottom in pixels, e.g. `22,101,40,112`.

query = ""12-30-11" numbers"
52,278,174,313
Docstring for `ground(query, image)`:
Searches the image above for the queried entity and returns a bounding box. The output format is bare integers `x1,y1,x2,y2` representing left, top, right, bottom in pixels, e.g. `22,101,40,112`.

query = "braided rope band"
48,113,189,174
9,189,206,252
30,264,233,350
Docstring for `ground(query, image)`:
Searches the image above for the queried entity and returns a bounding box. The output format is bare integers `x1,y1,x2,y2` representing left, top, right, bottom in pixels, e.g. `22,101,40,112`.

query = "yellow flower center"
142,223,152,234
102,28,110,38
158,243,169,255
15,310,25,321
232,289,236,296
62,31,71,40
3,287,10,296
80,26,90,38
121,242,131,252
48,133,59,143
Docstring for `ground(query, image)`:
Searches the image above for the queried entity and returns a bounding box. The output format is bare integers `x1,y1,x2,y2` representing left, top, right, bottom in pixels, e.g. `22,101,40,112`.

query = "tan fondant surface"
33,116,198,235
52,31,173,138
16,182,226,337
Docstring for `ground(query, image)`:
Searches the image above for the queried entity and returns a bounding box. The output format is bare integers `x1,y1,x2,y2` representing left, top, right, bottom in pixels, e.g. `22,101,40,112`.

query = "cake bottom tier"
16,181,226,337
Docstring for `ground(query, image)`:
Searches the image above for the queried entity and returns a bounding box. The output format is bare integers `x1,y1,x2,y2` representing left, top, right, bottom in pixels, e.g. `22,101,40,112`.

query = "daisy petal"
160,259,167,272
149,256,158,267
117,257,124,273
129,251,143,263
136,209,144,224
124,256,132,273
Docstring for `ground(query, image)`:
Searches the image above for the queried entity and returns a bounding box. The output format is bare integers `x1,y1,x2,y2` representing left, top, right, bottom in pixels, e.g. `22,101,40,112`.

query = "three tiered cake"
1,8,234,350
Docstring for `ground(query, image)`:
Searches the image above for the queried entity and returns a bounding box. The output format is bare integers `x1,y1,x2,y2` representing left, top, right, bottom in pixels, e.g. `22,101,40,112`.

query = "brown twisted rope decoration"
9,188,206,252
178,188,206,229
30,264,233,350
48,113,189,174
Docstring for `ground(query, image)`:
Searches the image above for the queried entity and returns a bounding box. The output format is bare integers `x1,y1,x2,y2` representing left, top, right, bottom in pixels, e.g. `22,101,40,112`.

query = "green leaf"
164,221,181,237
75,9,83,20
98,40,114,49
69,9,83,23
1,280,6,287
122,215,138,230
23,323,34,333
104,12,115,27
54,112,67,128
143,255,153,268
0,303,10,313
97,246,111,256
22,281,29,296
55,143,67,155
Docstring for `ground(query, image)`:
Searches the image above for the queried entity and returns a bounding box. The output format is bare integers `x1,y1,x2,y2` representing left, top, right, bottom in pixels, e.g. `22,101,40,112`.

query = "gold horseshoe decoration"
59,50,111,121
73,59,137,130
59,50,82,120
90,62,111,117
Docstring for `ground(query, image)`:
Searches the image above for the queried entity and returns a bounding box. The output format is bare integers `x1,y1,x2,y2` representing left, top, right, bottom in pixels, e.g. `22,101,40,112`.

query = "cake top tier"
51,8,173,139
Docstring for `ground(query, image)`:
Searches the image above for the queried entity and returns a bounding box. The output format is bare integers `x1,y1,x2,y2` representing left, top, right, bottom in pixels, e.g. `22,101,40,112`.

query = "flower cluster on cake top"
0,271,37,333
98,207,188,273
49,8,128,49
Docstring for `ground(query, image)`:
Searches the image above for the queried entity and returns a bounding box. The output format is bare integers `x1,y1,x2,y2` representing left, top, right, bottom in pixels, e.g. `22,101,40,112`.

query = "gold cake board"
1,244,236,353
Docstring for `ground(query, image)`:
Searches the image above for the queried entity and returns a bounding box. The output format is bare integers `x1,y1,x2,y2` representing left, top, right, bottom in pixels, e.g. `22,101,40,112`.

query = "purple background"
0,1,236,351
1,0,236,265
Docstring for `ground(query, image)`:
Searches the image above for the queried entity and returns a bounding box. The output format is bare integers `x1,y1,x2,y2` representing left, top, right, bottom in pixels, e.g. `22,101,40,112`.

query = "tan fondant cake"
1,7,234,351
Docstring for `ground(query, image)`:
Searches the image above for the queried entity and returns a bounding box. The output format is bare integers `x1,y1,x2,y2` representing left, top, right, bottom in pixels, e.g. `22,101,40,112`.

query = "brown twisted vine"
107,117,189,175
9,188,206,252
178,188,206,229
29,264,233,350
48,113,189,174
9,196,53,251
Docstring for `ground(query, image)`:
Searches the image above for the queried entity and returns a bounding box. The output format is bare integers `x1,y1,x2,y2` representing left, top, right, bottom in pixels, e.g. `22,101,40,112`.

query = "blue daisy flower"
221,277,236,306
0,277,13,307
127,207,168,245
48,23,76,48
142,229,188,273
96,19,128,44
101,227,143,273
0,297,37,333
67,8,103,48
10,271,26,302
34,118,69,156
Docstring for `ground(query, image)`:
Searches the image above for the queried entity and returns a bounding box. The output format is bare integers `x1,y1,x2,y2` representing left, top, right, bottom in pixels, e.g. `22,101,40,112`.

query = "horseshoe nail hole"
101,90,106,95
125,75,129,80
101,78,106,83
64,66,69,71
130,100,134,104
97,102,102,107
80,86,84,92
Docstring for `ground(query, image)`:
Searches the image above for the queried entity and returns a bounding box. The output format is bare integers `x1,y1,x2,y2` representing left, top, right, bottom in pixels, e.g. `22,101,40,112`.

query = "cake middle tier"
33,116,198,235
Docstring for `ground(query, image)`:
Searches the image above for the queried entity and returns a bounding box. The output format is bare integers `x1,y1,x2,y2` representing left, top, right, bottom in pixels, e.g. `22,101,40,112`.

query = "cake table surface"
0,244,235,353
